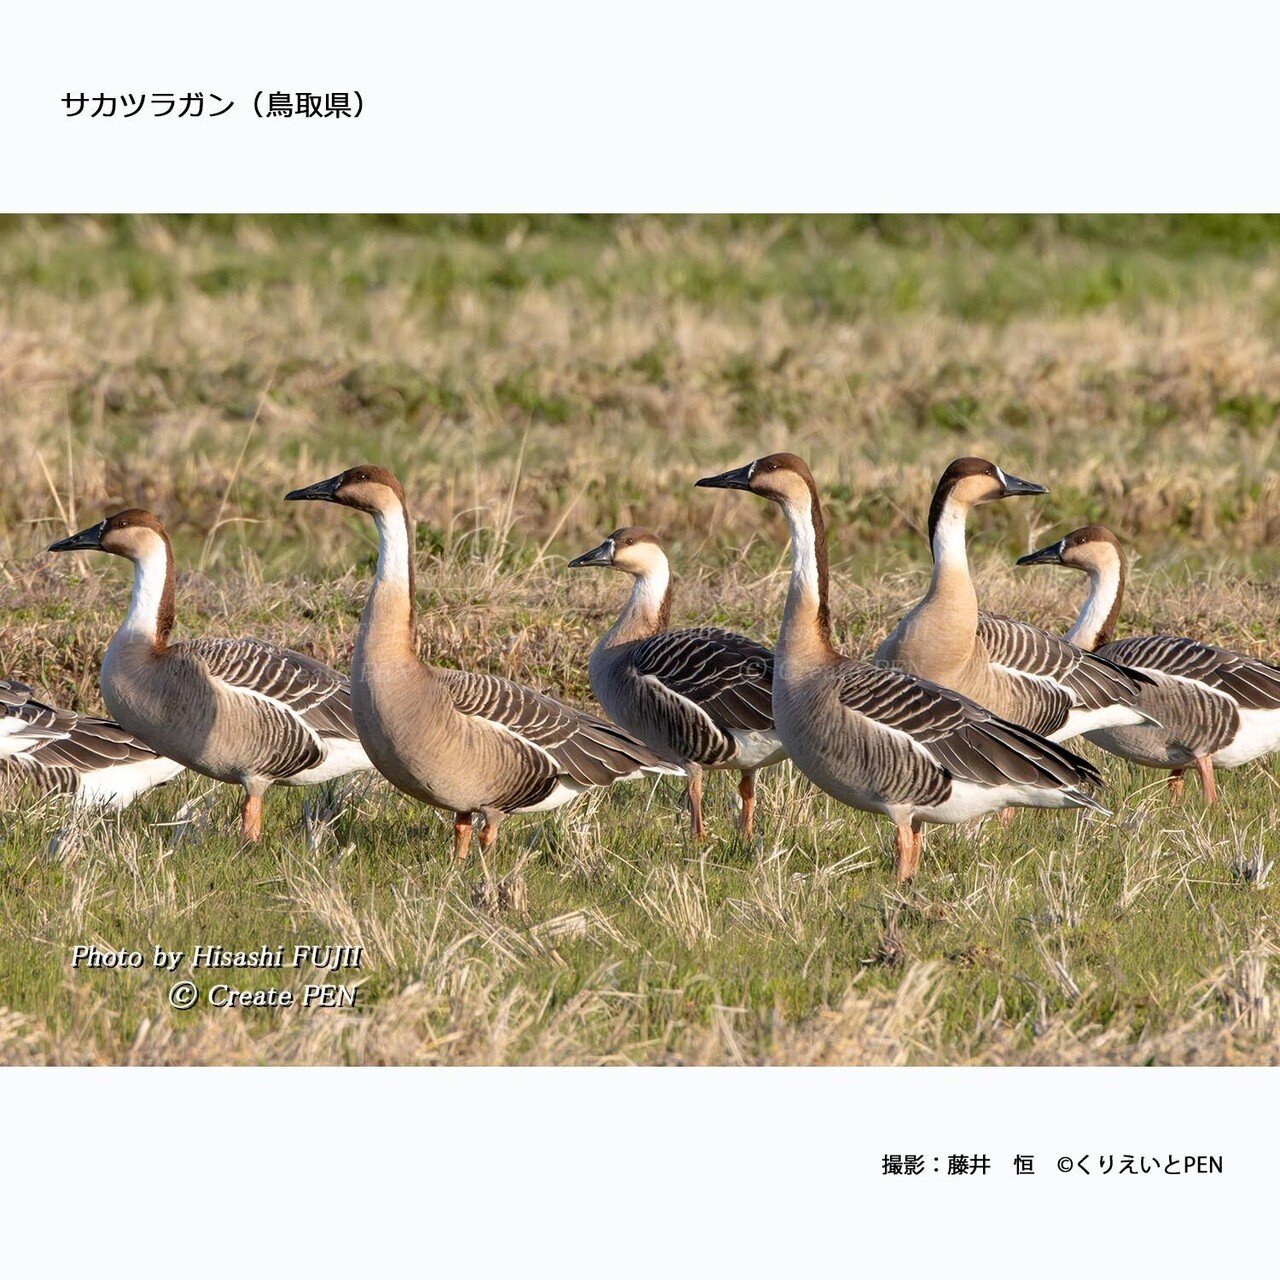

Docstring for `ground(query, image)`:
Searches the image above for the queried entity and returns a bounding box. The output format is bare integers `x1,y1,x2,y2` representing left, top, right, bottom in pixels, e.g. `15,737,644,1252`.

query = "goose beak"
285,474,344,503
1016,540,1065,567
568,539,615,568
998,469,1049,498
48,520,106,553
695,462,755,491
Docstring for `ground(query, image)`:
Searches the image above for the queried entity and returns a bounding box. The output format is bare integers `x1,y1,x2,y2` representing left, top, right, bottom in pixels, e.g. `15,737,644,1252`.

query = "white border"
6,2,1280,210
2,1067,1271,1271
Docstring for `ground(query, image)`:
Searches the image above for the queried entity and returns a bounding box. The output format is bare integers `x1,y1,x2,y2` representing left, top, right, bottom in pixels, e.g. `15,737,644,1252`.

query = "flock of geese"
5,453,1280,881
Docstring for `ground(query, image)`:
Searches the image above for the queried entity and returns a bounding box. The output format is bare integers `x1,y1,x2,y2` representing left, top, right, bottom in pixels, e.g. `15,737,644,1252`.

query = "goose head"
49,509,169,562
695,452,817,508
932,457,1047,511
568,527,667,576
1017,525,1123,576
286,465,406,515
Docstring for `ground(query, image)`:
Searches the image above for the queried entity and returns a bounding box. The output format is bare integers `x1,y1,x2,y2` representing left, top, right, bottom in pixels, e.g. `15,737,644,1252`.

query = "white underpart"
726,729,787,770
1214,707,1280,767
284,735,374,785
74,755,186,809
929,501,970,573
120,537,170,641
1065,556,1122,649
1051,703,1150,742
916,777,1094,824
519,780,589,813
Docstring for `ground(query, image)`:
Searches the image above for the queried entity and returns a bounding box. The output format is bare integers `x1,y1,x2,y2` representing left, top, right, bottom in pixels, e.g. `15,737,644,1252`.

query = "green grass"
2,214,1279,1064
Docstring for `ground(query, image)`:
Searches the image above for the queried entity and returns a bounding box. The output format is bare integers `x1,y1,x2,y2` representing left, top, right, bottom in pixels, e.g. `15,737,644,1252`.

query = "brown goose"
874,457,1152,742
286,466,681,859
48,511,372,841
1,679,184,808
1018,525,1280,804
567,527,785,838
695,453,1106,881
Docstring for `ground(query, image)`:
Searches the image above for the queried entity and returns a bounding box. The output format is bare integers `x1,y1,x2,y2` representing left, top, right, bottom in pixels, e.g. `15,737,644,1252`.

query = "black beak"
695,462,755,491
999,469,1049,498
285,474,344,503
49,520,106,553
1016,540,1065,568
568,539,615,568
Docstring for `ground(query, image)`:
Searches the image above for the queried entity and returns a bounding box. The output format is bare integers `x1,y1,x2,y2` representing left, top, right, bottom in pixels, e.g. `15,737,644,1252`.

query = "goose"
874,457,1153,743
48,511,372,841
567,526,786,838
1017,525,1280,804
695,453,1107,880
1,679,184,808
285,466,682,859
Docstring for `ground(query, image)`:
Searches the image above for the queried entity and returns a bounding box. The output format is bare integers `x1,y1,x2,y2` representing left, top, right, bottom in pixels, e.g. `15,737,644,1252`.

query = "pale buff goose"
567,526,786,839
286,466,681,859
48,511,372,841
1,679,184,808
695,453,1106,881
1018,525,1280,805
874,457,1153,742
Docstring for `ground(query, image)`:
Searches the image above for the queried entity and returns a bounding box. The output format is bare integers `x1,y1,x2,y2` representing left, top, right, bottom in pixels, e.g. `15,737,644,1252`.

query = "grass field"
2,214,1280,1065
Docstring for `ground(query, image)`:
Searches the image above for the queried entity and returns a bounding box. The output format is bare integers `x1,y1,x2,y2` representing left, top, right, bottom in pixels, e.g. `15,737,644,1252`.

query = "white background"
3,1,1280,211
4,2,1280,1273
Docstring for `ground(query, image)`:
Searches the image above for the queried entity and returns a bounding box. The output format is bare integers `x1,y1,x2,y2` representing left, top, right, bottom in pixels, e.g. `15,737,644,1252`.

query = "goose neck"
360,499,419,663
604,560,672,648
777,491,834,666
115,534,175,653
1065,554,1125,651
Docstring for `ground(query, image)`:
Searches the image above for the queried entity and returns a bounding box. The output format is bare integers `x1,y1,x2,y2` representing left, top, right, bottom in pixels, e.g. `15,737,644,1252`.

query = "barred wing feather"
628,628,775,732
831,662,1105,797
1100,635,1280,711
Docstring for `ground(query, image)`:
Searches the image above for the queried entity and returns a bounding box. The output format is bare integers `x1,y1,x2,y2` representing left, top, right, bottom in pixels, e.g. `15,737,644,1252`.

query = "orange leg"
478,815,500,852
240,793,263,843
738,770,757,838
894,823,923,882
453,813,473,862
1194,755,1218,806
688,766,705,841
997,806,1014,829
1168,769,1186,804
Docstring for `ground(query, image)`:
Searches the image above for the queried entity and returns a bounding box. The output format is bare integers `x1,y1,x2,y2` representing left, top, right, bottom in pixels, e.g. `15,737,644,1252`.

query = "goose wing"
181,638,358,739
979,612,1148,727
1,680,76,754
6,716,185,793
629,627,775,732
1100,635,1280,711
831,661,1105,797
437,668,680,792
28,715,175,772
178,638,358,779
3,715,183,798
